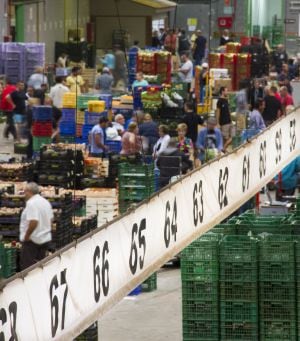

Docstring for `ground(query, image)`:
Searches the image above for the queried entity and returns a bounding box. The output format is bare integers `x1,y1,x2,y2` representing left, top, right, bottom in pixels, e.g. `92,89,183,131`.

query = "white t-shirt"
153,134,171,157
19,194,53,244
90,125,104,154
179,60,193,83
49,83,70,108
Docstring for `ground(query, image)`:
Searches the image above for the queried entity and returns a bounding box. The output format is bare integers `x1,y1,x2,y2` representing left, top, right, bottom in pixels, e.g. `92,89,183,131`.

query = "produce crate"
1,246,17,279
183,300,219,320
221,321,258,341
260,320,296,341
61,108,76,122
105,141,122,153
141,272,157,292
59,122,76,135
32,122,53,137
33,136,52,151
220,301,258,322
220,281,257,301
84,111,107,125
32,106,53,121
77,94,99,110
183,320,219,341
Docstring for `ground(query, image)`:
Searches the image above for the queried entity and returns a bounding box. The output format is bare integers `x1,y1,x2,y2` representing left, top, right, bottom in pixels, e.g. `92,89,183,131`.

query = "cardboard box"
213,78,232,94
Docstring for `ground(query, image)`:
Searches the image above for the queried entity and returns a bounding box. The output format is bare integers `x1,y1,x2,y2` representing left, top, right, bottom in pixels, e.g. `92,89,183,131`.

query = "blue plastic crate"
128,285,142,296
33,106,53,121
59,122,76,135
82,124,93,138
61,108,76,122
99,94,112,109
56,68,70,77
84,111,108,125
106,141,122,153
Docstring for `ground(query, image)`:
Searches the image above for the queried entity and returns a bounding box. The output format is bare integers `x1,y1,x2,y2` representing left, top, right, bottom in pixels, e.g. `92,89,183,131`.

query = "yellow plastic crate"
62,93,77,108
88,100,106,113
197,104,211,115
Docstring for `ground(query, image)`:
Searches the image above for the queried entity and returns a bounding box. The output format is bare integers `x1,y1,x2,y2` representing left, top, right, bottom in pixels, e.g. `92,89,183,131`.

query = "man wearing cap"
95,67,114,95
196,117,223,163
193,30,207,66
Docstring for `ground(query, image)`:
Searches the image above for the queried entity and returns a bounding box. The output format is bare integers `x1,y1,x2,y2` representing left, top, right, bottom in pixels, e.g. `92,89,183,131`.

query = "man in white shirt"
19,182,53,270
49,76,70,108
178,53,194,91
112,114,125,136
27,66,48,90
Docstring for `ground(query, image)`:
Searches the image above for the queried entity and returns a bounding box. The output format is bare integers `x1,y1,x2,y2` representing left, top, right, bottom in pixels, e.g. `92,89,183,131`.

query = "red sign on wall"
218,17,233,28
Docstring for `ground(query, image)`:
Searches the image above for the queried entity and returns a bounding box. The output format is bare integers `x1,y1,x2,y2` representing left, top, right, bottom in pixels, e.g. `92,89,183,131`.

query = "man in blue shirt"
275,156,300,200
90,117,109,157
101,52,116,71
196,117,223,163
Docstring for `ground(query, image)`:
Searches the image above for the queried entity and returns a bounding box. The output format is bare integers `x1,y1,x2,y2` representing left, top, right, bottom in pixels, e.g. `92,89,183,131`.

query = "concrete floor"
99,268,182,341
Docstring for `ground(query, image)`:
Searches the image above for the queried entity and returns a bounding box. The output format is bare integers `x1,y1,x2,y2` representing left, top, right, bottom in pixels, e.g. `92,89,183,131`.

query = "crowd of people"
0,30,298,184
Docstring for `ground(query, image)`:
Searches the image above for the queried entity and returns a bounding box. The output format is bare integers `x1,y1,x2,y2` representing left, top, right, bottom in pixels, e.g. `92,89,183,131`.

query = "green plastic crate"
141,272,157,292
220,262,257,282
220,281,257,301
259,282,296,301
221,321,258,341
77,94,99,110
260,320,296,341
182,280,218,301
182,300,218,321
183,320,219,340
33,137,52,151
259,263,295,282
220,301,258,322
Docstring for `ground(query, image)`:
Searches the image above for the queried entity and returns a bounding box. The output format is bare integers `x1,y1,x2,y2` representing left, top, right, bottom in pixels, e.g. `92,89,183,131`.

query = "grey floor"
99,268,182,341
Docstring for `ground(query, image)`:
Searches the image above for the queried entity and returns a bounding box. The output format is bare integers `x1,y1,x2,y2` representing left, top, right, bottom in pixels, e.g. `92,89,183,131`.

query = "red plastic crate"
76,124,83,137
32,121,53,137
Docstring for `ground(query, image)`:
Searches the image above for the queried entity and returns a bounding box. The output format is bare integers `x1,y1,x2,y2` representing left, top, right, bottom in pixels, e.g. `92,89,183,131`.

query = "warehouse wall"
169,3,210,36
22,0,89,63
285,1,300,55
90,0,158,48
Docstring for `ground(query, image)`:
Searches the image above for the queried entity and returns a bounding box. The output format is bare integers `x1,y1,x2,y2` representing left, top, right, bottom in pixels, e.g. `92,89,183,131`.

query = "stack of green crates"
272,26,284,46
118,162,157,292
262,26,272,41
220,236,258,340
0,244,17,279
118,163,155,213
296,240,300,340
259,235,297,341
181,234,220,341
252,25,260,37
296,197,300,218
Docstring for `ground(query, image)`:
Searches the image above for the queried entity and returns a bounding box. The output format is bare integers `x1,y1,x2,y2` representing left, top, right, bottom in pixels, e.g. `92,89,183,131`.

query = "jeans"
3,111,17,139
20,241,50,270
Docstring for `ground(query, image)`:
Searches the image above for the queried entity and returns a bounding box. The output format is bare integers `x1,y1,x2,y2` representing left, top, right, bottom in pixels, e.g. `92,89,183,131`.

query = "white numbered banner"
0,112,299,340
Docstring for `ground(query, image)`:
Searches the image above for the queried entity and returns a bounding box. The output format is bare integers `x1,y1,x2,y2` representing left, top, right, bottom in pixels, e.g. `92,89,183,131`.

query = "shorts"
221,123,234,140
13,114,25,124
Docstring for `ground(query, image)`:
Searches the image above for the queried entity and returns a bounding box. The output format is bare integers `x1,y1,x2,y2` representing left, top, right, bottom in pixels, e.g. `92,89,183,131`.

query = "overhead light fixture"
132,0,177,9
